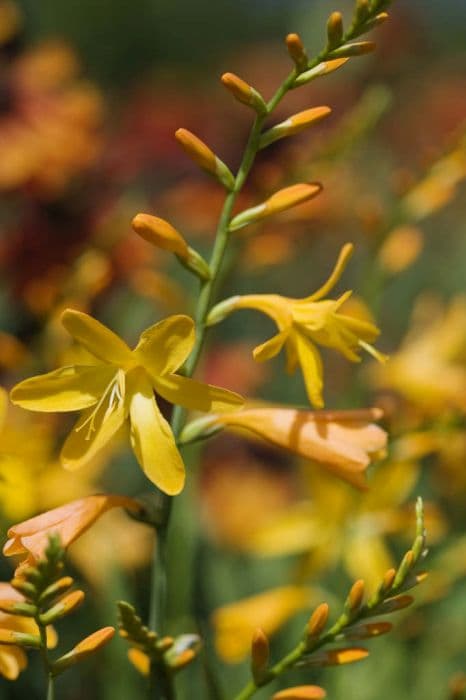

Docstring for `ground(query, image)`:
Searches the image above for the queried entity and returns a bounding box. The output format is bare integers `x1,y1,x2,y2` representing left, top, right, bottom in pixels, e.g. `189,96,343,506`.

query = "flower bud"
132,214,189,258
175,128,235,190
297,647,369,667
229,183,322,231
327,12,344,50
259,107,331,149
39,590,84,625
164,634,201,671
0,629,41,648
293,58,349,87
52,627,115,675
285,34,308,72
306,603,329,642
10,577,36,598
221,73,267,115
327,41,375,59
39,577,74,606
376,594,414,614
346,579,365,614
393,550,414,588
273,686,326,700
251,628,269,683
344,621,392,640
0,599,37,616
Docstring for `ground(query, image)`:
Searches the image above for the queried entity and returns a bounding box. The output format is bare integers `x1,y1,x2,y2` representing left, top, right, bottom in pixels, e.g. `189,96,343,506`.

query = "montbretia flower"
3,494,141,562
208,244,386,407
207,406,387,489
10,311,243,494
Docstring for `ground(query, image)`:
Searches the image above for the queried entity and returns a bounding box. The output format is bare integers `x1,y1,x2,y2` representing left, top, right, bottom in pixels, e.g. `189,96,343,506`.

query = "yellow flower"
371,295,466,415
208,244,385,408
10,311,243,494
212,586,316,663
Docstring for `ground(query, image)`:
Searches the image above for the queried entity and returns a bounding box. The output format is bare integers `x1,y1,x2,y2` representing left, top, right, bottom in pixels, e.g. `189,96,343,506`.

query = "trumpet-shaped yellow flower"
208,244,386,407
10,311,243,494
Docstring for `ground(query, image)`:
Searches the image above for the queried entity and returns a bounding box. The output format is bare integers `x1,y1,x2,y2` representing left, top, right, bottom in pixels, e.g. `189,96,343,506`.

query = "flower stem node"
229,183,322,231
175,128,235,190
221,73,267,115
259,107,331,149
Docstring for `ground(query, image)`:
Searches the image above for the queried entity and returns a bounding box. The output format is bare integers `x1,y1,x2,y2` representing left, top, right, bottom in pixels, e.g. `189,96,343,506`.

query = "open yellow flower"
208,244,386,407
10,311,243,494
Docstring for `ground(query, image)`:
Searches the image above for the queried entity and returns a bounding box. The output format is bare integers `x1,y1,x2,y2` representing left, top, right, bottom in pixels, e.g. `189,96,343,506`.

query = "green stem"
38,623,54,700
47,674,55,700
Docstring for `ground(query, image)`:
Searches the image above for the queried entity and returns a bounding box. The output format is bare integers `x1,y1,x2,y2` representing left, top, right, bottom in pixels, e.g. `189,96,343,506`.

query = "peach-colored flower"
3,494,140,562
208,406,387,489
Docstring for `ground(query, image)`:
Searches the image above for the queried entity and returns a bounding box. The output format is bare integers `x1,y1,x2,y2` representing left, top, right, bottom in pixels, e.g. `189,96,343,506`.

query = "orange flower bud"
327,12,344,49
306,603,329,640
0,629,41,648
229,183,322,231
221,73,267,114
293,58,348,86
273,686,326,700
344,621,392,640
175,128,235,189
0,599,36,616
298,647,369,667
39,589,85,625
378,225,423,274
251,628,269,682
285,33,308,71
327,41,375,59
347,579,365,613
132,213,189,259
381,568,396,592
259,107,331,149
39,576,74,606
52,627,115,674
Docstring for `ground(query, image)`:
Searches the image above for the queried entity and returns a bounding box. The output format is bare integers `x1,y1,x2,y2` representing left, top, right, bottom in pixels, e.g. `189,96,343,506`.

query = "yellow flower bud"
293,58,349,86
229,183,322,231
132,213,189,259
259,107,331,149
285,33,308,72
221,73,267,114
327,41,375,59
0,629,41,648
39,589,84,625
273,686,326,700
52,627,115,674
378,225,423,274
381,568,396,592
0,599,37,616
298,647,369,667
175,128,235,190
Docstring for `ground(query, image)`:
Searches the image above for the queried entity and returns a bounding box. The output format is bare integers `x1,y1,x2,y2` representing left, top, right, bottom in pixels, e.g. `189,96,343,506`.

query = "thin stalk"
38,623,55,700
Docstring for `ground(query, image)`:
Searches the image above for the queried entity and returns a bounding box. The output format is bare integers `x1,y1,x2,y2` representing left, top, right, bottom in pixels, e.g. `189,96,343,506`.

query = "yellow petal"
305,243,354,302
134,315,195,377
0,646,27,680
128,370,185,495
60,371,127,470
234,294,292,329
61,309,132,366
155,373,243,414
253,330,288,362
10,365,114,412
294,332,324,408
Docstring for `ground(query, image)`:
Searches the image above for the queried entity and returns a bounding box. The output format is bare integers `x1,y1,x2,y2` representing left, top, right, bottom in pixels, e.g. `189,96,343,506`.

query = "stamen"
358,340,389,364
76,371,125,440
306,243,354,301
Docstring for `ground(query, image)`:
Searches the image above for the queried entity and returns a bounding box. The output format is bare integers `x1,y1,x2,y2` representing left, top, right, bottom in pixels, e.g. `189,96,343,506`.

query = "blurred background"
0,0,465,698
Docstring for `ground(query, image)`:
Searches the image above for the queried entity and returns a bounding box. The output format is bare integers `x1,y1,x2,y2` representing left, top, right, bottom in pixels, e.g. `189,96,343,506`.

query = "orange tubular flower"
211,406,387,489
3,494,141,562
